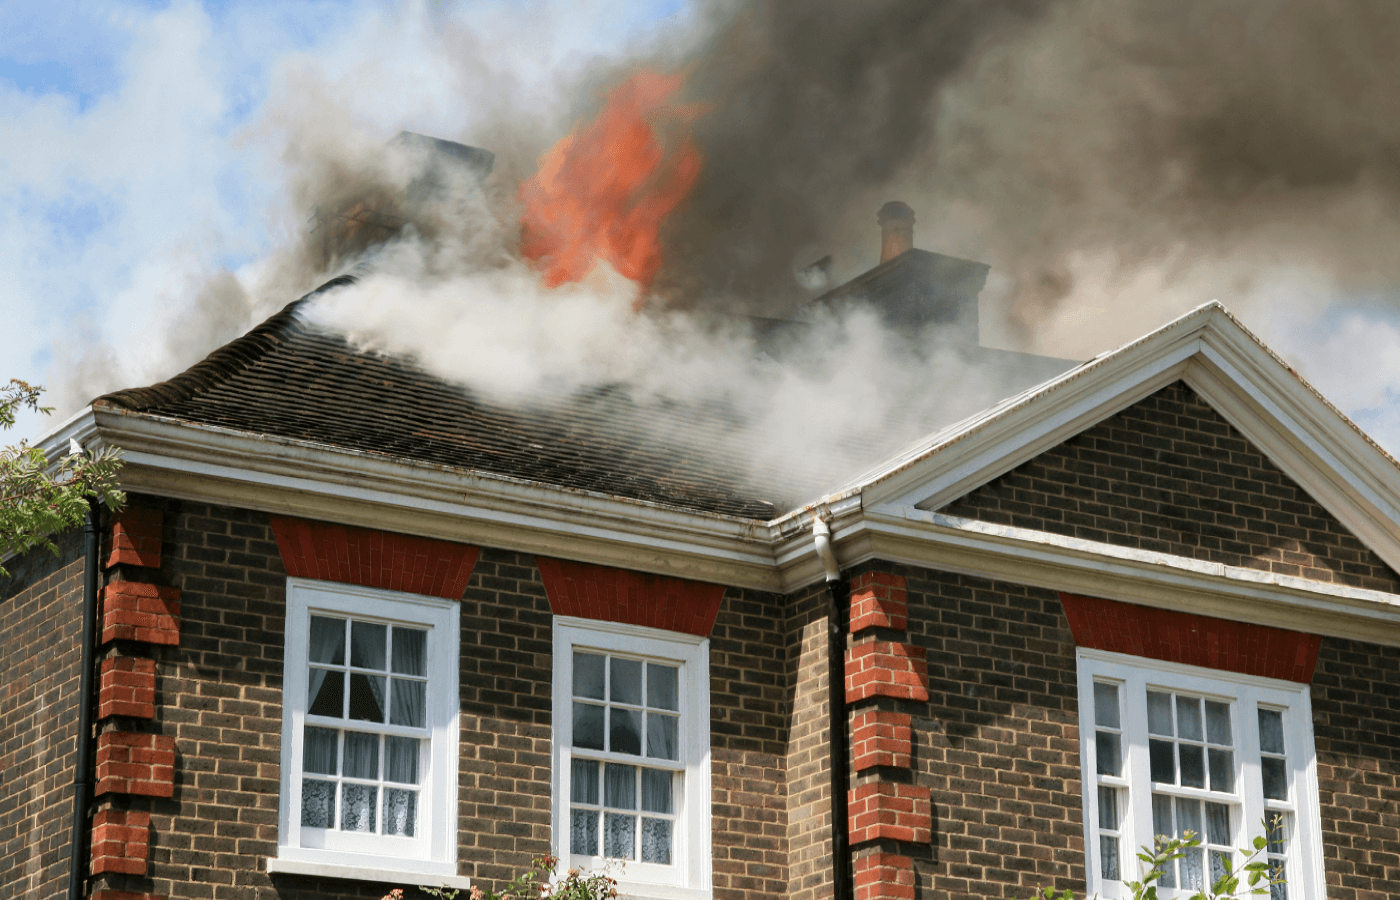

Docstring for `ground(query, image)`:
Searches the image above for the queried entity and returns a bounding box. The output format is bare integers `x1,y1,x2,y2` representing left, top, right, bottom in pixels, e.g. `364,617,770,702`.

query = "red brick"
850,571,908,634
100,582,180,646
91,809,151,875
846,640,929,703
91,892,167,900
852,710,912,771
98,657,156,719
105,507,163,569
537,557,725,637
855,851,915,900
95,731,176,798
848,783,932,845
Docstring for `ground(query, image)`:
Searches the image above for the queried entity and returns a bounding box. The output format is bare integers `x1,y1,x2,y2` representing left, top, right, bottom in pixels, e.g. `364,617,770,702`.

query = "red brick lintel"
1060,592,1322,683
537,557,725,637
269,515,479,600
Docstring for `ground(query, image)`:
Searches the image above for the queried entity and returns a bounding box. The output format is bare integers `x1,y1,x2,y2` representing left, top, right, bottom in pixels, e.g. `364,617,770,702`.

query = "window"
273,578,462,885
552,616,711,900
1078,649,1324,900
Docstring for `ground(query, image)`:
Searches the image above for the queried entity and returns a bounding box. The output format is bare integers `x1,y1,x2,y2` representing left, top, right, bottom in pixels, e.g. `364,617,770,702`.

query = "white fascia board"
848,504,1400,647
94,408,785,591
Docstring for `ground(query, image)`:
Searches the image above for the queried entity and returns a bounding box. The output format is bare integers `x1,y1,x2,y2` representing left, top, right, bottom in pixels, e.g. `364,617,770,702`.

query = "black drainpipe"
67,498,101,900
825,574,854,900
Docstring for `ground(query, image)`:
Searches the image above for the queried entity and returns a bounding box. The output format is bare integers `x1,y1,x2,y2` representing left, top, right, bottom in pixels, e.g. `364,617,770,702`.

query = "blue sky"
3,0,1399,460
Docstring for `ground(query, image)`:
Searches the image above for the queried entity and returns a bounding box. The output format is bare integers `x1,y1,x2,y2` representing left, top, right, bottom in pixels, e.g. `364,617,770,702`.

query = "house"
6,193,1400,900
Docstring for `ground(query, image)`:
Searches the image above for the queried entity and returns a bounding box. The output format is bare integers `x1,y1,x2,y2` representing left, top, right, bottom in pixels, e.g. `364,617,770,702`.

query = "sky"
3,0,1399,464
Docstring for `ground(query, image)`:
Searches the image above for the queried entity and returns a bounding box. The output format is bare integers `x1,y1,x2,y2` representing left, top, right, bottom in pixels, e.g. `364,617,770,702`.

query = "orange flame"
519,71,702,297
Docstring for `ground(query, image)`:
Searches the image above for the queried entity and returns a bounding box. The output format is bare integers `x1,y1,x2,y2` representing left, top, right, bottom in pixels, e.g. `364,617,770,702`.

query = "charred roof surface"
97,277,784,520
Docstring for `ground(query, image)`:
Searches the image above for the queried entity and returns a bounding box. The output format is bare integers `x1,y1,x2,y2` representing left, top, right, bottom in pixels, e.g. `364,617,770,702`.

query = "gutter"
67,498,101,900
814,517,854,900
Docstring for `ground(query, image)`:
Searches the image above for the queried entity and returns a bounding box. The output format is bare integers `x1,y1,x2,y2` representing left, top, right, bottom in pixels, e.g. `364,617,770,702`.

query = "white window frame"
270,578,464,888
552,616,712,900
1077,648,1325,900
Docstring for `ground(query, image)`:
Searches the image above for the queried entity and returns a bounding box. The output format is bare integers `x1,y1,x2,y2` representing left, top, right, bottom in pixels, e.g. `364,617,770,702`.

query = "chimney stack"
877,201,915,263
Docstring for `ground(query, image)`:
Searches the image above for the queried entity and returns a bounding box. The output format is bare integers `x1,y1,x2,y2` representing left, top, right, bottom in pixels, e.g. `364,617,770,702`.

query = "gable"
940,381,1400,594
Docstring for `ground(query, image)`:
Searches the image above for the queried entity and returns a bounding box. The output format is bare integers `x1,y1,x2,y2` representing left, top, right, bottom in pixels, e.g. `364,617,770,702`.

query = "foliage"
0,379,124,578
1035,826,1281,900
382,856,618,900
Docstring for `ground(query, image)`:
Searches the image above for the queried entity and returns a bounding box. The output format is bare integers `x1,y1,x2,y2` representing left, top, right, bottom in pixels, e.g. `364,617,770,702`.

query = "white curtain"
307,617,346,712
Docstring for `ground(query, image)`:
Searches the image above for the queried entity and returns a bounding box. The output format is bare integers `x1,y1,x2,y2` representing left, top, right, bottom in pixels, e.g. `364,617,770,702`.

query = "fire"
519,71,703,299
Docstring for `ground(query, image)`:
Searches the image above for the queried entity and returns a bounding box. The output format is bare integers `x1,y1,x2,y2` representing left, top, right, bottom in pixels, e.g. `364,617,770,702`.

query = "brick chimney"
877,201,915,263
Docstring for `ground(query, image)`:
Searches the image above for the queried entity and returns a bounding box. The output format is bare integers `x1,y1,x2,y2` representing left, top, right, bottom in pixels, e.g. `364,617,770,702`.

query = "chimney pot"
877,201,915,263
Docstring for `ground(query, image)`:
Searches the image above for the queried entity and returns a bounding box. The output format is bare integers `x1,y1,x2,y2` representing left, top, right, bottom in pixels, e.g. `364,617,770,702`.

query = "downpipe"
67,498,101,900
813,516,854,900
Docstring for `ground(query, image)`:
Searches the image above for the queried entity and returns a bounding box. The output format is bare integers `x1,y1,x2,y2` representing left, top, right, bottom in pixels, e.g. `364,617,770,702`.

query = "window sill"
607,883,711,900
266,857,472,890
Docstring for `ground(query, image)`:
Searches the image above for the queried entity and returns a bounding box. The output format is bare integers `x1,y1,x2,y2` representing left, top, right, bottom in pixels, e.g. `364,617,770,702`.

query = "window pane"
572,758,600,804
1177,797,1202,836
302,779,335,828
648,664,679,711
574,653,605,700
1205,802,1230,845
350,621,387,669
647,713,679,761
349,673,386,722
387,735,420,784
642,818,672,864
341,783,377,832
642,769,672,814
1205,700,1232,745
611,708,642,756
1265,812,1288,856
571,809,599,855
1262,757,1288,800
1177,696,1203,741
1148,691,1174,735
1181,847,1205,891
1100,834,1119,881
604,764,637,810
611,658,642,705
1210,850,1230,887
344,731,379,779
309,616,346,664
1179,744,1205,788
604,812,636,859
303,726,338,775
1098,786,1118,830
308,669,344,718
1096,732,1121,777
573,703,604,750
1093,682,1120,729
1269,861,1287,900
1258,708,1285,755
1152,793,1174,840
384,788,417,837
1208,748,1234,793
1150,739,1176,783
391,627,427,676
390,678,426,727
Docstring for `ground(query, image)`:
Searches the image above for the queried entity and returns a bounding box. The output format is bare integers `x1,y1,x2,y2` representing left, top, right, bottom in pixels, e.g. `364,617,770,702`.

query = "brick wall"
1311,636,1400,898
784,583,837,900
0,529,85,900
943,381,1400,593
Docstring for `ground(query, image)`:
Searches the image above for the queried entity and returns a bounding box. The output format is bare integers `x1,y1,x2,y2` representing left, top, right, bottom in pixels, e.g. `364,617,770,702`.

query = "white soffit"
837,302,1400,579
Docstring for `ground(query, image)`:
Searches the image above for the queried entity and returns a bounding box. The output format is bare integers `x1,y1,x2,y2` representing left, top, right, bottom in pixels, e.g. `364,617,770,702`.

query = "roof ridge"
95,275,358,412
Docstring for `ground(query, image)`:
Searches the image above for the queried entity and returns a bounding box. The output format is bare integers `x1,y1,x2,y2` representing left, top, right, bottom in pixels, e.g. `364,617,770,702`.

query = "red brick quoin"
537,557,726,637
91,809,151,875
849,571,908,633
852,710,912,771
854,852,916,900
96,732,176,798
105,507,163,569
99,657,156,719
846,641,929,703
101,582,180,645
848,783,932,845
270,514,480,601
1060,593,1323,683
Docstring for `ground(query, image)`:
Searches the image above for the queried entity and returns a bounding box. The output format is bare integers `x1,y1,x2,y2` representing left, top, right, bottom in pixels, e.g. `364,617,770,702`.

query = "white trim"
276,578,461,877
265,857,471,890
551,617,711,899
1076,649,1325,900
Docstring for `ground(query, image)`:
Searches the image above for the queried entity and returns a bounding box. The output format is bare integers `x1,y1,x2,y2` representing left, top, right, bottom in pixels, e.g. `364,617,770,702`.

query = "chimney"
877,201,915,263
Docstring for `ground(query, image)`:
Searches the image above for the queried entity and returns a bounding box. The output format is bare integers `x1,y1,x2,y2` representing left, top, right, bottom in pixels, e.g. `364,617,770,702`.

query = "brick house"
8,243,1400,900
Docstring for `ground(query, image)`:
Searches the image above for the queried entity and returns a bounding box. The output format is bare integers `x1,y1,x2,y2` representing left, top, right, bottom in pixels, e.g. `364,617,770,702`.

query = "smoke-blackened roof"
96,277,784,520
